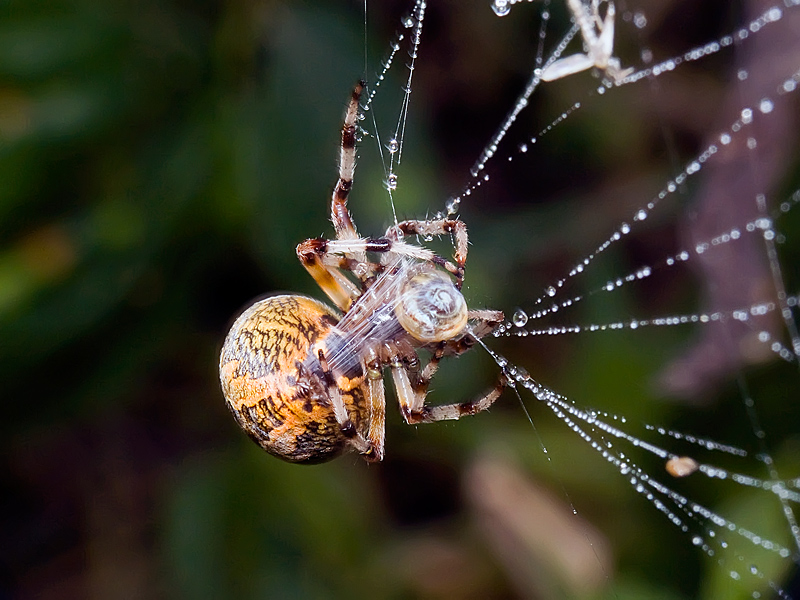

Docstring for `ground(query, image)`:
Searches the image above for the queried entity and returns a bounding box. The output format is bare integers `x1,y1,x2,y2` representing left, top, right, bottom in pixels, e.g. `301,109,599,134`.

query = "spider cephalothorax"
219,82,505,463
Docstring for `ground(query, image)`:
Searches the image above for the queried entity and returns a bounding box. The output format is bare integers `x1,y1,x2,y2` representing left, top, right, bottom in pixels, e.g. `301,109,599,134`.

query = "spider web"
358,0,800,598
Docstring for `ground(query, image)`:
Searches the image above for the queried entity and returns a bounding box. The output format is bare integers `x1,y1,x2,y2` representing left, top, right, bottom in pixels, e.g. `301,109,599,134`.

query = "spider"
541,0,632,83
219,82,506,464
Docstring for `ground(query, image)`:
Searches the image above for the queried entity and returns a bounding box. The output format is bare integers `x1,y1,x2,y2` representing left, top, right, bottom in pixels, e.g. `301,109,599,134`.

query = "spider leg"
389,218,469,284
364,352,387,462
467,309,505,340
417,310,505,366
317,349,380,460
297,238,363,311
412,377,508,423
332,81,365,244
324,238,435,262
299,81,373,309
395,361,508,424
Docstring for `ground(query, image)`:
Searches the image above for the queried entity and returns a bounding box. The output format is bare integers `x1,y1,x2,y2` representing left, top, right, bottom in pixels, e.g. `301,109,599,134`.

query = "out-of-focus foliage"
2,0,799,599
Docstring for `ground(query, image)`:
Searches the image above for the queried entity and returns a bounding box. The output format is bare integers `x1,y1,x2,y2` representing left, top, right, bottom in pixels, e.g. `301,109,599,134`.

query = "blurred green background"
2,0,799,598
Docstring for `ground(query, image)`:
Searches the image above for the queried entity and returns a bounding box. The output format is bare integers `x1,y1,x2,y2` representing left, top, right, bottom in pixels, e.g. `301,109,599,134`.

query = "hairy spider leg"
316,347,381,460
394,356,508,424
390,219,469,285
364,350,387,461
296,238,362,312
332,81,365,245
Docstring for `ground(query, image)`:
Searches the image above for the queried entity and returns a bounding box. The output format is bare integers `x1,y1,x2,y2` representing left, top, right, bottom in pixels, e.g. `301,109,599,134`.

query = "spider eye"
395,271,468,343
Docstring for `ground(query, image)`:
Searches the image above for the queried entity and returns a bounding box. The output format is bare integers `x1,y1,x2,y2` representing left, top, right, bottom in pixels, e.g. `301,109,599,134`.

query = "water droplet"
386,173,398,190
512,309,529,328
759,98,774,114
387,138,399,153
402,15,415,28
491,0,511,17
546,286,556,297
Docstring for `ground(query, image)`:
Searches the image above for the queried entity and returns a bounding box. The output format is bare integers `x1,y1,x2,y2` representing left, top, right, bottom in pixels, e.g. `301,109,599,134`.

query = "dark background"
2,0,799,598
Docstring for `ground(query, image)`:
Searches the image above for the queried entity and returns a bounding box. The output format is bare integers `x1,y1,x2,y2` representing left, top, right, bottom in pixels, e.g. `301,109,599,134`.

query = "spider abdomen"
219,294,369,463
